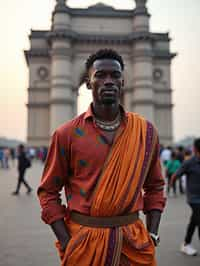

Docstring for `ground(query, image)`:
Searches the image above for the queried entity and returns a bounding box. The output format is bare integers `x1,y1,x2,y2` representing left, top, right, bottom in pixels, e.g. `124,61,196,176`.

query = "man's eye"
112,72,121,78
95,72,105,78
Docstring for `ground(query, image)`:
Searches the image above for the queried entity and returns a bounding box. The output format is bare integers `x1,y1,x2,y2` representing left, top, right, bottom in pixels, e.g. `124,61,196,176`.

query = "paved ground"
0,161,199,266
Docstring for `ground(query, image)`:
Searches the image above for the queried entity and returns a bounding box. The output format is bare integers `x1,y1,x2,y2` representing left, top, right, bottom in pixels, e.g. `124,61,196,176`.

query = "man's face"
87,59,124,105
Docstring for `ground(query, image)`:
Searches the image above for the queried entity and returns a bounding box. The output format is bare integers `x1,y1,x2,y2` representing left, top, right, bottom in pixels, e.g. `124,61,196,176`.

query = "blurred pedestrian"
165,151,181,196
42,147,48,163
176,146,185,194
10,148,16,167
0,148,4,168
29,147,36,161
12,144,32,195
3,147,10,169
171,138,200,256
160,146,172,166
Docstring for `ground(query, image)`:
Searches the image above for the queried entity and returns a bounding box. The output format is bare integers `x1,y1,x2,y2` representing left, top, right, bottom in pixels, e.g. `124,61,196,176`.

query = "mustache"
99,85,119,92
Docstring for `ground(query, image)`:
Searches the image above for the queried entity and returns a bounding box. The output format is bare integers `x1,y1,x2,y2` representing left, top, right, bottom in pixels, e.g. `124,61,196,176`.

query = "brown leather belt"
70,211,139,228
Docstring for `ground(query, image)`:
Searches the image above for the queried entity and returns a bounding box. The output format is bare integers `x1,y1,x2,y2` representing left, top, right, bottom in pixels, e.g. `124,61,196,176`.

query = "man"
171,138,200,256
38,49,166,265
12,144,32,195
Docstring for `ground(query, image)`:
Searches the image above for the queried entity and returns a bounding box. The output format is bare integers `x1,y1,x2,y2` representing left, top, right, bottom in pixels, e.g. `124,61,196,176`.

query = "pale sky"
0,0,199,142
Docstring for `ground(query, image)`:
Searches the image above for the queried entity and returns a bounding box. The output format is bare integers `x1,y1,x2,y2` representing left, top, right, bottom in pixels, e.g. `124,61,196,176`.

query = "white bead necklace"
94,113,121,131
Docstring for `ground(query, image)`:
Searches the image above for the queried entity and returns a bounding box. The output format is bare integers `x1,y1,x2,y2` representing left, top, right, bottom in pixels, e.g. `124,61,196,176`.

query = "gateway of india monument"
25,0,176,147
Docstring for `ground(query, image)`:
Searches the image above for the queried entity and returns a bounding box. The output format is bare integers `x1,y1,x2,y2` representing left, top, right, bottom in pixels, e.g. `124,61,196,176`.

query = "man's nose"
104,75,114,86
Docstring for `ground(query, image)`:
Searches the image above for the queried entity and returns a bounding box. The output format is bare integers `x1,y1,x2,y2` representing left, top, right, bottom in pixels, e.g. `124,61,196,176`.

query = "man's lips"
102,90,116,95
100,87,118,95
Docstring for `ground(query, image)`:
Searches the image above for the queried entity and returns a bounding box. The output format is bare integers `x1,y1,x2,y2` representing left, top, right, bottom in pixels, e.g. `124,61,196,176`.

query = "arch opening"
77,83,92,115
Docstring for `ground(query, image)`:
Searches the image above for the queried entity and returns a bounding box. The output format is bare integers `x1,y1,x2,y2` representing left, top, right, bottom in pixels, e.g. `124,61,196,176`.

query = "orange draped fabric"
57,113,157,266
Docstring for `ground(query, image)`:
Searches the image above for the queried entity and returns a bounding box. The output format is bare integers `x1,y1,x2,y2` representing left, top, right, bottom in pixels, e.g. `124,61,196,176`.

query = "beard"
101,97,117,105
98,86,120,105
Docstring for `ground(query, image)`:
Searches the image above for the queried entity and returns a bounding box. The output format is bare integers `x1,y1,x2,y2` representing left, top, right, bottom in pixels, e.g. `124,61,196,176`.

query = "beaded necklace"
94,113,121,131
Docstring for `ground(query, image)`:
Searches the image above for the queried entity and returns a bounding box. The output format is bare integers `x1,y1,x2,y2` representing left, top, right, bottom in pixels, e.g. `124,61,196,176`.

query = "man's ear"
85,76,91,90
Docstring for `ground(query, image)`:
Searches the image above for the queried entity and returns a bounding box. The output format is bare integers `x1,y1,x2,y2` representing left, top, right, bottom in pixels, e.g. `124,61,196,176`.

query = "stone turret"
135,0,147,8
52,0,71,30
133,0,150,32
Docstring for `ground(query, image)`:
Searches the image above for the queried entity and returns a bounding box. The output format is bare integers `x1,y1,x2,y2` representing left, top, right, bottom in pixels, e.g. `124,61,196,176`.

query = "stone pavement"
0,161,199,266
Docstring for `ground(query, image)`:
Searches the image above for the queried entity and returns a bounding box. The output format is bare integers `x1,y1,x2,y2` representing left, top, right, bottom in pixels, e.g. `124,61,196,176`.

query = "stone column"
132,41,154,122
131,0,155,123
50,1,75,134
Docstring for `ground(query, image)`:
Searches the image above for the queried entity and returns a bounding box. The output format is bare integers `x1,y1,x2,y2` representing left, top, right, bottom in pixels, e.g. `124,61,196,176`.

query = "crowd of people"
160,140,200,256
0,147,16,168
160,145,192,197
0,146,48,169
0,145,48,196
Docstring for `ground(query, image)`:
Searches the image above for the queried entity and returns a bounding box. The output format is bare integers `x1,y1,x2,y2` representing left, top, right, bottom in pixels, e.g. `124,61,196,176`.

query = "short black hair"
85,49,125,72
194,138,200,152
171,151,177,159
18,144,25,150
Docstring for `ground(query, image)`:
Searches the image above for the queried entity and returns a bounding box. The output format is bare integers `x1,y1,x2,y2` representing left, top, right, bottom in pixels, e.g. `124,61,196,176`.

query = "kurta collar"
83,103,128,122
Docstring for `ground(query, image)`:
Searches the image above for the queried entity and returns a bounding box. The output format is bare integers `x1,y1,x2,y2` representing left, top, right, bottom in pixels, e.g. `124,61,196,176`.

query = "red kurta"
38,105,165,225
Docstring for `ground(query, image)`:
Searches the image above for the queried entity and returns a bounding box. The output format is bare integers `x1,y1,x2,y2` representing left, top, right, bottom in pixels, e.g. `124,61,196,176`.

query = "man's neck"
92,102,120,122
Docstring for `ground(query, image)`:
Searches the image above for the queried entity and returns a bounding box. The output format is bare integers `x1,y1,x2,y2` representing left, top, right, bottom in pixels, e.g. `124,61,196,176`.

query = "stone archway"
25,1,176,147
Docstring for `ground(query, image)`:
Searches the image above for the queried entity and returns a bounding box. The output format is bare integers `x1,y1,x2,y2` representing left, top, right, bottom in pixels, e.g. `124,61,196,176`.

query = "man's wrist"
50,219,71,251
149,232,160,246
60,236,70,251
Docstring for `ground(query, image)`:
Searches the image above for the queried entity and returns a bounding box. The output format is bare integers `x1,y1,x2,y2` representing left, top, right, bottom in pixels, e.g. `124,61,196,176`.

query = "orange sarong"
57,113,157,266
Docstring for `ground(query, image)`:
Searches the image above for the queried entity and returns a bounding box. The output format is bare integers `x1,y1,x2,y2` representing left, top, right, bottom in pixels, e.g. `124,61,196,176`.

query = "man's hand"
146,210,161,235
50,219,71,252
60,235,71,252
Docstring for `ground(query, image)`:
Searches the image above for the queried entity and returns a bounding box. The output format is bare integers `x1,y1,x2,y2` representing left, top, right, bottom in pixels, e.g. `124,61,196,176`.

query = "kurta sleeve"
37,130,69,224
143,132,166,213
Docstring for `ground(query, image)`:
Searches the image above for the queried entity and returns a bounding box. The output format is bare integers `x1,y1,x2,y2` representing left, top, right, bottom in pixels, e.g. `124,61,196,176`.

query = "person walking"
12,144,32,195
38,49,166,265
172,138,200,256
165,151,181,196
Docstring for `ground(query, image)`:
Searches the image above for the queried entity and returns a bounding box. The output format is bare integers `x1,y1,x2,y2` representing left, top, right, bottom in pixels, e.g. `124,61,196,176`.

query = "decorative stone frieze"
27,103,49,108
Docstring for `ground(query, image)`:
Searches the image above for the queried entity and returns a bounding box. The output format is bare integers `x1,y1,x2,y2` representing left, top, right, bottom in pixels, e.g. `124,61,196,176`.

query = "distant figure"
160,146,172,166
3,147,10,169
172,138,200,256
165,151,181,196
12,144,32,195
10,148,16,167
181,149,193,192
29,147,36,161
0,148,4,168
176,146,185,194
42,147,48,163
38,148,44,162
